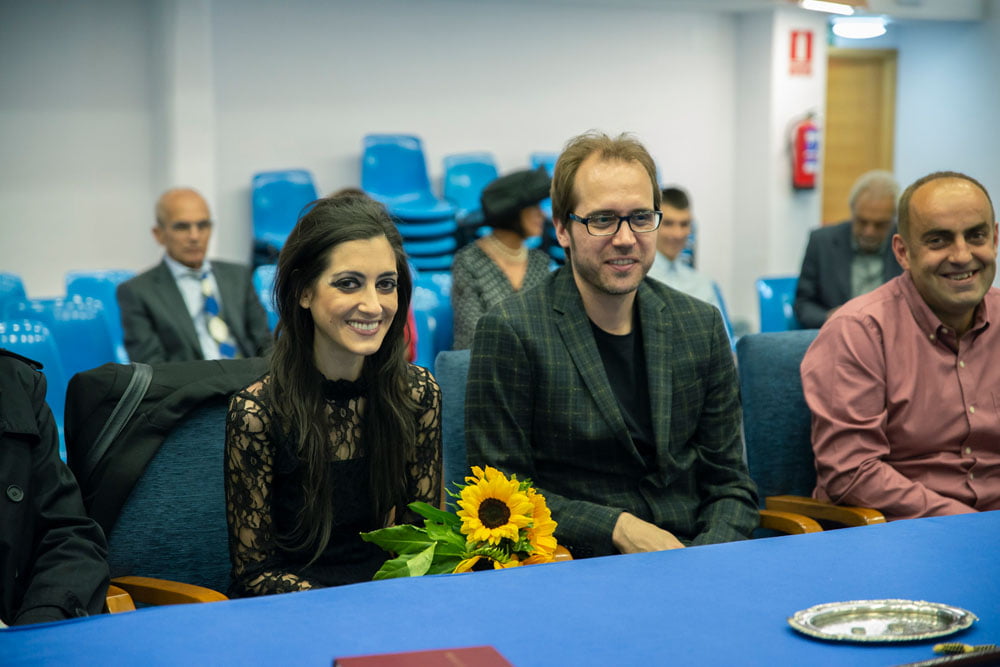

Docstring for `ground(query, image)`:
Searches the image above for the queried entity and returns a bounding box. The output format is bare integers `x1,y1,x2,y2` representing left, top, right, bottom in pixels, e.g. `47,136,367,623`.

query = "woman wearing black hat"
451,168,552,350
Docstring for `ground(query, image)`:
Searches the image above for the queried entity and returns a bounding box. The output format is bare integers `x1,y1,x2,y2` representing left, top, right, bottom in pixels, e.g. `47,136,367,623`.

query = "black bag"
64,357,268,534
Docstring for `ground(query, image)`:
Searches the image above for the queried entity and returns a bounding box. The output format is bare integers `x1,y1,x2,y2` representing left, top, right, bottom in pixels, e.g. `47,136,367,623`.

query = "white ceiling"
507,0,987,22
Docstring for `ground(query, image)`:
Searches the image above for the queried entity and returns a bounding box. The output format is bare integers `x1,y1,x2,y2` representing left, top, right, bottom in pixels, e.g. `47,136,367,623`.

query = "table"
3,511,998,666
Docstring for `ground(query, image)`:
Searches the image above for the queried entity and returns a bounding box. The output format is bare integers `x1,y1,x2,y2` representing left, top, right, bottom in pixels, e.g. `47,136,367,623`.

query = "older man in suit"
793,170,903,329
117,188,271,363
465,132,757,559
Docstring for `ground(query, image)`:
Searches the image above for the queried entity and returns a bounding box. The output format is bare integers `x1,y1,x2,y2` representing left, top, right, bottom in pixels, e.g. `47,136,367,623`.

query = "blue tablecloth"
3,511,999,666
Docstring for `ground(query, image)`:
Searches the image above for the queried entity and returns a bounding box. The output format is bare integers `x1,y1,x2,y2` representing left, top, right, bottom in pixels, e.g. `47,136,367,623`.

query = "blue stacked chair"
529,152,563,264
0,272,27,312
252,169,318,267
0,318,70,457
756,276,801,332
6,296,118,382
442,152,498,249
361,134,457,271
66,269,136,364
252,264,278,331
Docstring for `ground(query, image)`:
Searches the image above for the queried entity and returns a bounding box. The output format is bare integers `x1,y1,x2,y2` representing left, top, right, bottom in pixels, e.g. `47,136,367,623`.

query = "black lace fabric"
224,364,442,597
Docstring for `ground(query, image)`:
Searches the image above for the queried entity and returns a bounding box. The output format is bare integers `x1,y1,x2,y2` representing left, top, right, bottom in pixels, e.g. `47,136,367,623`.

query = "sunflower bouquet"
361,466,559,578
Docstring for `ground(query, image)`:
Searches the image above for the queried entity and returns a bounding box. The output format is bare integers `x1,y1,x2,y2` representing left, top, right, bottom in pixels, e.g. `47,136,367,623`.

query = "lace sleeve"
397,365,443,523
224,381,318,596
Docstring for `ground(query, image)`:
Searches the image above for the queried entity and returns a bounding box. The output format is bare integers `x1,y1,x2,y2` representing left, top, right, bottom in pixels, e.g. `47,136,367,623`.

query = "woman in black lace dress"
224,195,442,596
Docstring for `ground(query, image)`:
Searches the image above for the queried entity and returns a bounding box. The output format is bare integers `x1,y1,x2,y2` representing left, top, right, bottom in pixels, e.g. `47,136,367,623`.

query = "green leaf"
409,501,461,527
424,523,467,556
372,543,436,579
425,556,463,575
360,525,434,554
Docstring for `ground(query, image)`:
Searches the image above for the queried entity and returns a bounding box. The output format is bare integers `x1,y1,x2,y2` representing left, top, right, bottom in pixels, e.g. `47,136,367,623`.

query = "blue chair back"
361,134,455,221
756,276,800,332
736,330,820,501
252,264,278,331
529,152,558,176
66,269,136,364
251,169,319,250
434,349,471,505
0,272,27,311
107,397,232,594
7,296,117,381
0,317,68,417
442,152,498,221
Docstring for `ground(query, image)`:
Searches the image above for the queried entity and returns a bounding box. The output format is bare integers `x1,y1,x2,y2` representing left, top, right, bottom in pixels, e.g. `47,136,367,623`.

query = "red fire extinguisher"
791,113,820,190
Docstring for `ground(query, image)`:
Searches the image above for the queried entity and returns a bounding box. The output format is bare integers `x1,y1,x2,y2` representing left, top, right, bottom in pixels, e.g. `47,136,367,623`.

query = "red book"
334,645,513,667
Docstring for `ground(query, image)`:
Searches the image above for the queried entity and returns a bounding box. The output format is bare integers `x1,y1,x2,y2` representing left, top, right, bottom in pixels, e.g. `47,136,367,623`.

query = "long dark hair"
269,195,416,560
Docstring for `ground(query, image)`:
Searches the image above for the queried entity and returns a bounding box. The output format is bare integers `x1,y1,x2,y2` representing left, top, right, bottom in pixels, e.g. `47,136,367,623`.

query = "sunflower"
456,466,534,545
524,487,558,559
453,553,521,573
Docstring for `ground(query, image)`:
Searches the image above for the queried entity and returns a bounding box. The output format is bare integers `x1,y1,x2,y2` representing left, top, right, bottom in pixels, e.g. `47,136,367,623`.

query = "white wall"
2,0,1000,332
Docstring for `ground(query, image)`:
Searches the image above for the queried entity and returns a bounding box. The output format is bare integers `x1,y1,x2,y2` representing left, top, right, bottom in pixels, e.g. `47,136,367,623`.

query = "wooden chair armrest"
766,495,886,527
759,508,823,534
552,545,573,561
104,584,137,613
111,575,228,606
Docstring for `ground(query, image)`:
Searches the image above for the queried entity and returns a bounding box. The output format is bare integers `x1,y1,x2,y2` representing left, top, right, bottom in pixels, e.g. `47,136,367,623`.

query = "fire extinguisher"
791,113,820,190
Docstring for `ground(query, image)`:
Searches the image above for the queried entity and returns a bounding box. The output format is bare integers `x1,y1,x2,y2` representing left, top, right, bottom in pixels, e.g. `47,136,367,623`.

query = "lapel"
152,261,202,354
637,281,680,473
832,222,854,302
550,268,643,464
213,263,245,344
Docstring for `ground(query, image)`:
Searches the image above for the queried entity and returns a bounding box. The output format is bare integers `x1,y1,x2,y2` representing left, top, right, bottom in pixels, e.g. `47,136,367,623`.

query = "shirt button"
965,447,972,455
929,334,936,341
969,406,976,414
970,473,975,480
959,361,966,368
5,485,23,503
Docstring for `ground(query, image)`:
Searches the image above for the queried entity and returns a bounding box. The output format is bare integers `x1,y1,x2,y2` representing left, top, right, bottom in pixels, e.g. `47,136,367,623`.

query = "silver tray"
788,599,978,643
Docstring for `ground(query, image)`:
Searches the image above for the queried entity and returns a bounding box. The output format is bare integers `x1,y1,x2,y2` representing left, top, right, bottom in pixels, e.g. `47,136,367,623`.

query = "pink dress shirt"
801,272,1000,520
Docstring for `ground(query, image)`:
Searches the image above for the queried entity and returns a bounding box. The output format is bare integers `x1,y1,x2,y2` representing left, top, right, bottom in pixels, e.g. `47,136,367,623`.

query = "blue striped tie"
201,272,238,359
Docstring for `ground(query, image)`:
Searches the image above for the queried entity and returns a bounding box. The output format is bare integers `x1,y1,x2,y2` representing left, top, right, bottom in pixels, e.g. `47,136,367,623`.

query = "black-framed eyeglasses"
567,210,662,237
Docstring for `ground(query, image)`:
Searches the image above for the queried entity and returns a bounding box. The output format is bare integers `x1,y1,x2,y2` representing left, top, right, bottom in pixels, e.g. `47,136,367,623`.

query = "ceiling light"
831,16,888,39
799,0,856,15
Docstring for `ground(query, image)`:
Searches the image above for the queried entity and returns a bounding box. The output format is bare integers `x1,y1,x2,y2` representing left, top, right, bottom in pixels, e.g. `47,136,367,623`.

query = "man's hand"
612,512,686,554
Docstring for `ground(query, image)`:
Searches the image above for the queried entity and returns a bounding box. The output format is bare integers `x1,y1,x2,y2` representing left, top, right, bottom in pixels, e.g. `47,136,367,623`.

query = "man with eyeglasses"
466,132,757,558
117,188,271,363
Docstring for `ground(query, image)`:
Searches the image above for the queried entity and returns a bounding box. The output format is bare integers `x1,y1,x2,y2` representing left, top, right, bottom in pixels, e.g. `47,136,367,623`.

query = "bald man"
117,188,271,363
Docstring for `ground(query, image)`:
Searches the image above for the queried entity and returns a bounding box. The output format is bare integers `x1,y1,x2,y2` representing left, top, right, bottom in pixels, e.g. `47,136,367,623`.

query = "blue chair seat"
395,218,458,239
252,265,278,331
409,255,454,272
756,276,800,332
404,236,457,257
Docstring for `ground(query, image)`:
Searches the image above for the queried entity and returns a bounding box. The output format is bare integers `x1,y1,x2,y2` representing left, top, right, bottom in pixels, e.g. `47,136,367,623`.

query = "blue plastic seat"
6,296,118,382
404,235,457,257
361,134,455,221
529,152,558,176
252,169,319,251
442,152,499,223
66,269,136,364
0,272,27,312
756,276,800,332
395,218,458,239
409,254,454,272
252,264,278,331
0,318,69,457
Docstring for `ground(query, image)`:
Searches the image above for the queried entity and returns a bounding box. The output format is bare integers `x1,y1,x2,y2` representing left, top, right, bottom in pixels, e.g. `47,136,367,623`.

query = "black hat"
480,167,551,226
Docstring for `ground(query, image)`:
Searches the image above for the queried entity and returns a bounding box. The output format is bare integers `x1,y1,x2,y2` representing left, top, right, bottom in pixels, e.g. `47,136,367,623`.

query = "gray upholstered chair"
736,330,884,527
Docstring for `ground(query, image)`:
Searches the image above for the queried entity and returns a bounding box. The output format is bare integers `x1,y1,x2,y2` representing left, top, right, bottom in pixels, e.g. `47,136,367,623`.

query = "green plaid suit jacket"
466,267,758,557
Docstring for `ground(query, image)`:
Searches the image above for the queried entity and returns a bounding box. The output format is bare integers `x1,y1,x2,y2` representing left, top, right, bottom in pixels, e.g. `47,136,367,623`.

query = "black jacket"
0,350,109,625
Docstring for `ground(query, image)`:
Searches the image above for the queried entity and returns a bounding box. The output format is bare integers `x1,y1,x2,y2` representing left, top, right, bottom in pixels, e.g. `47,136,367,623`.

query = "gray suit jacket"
793,220,902,329
465,267,758,558
117,260,271,363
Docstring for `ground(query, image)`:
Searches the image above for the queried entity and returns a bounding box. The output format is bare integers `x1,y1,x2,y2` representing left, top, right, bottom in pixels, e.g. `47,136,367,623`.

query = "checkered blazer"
465,267,758,557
